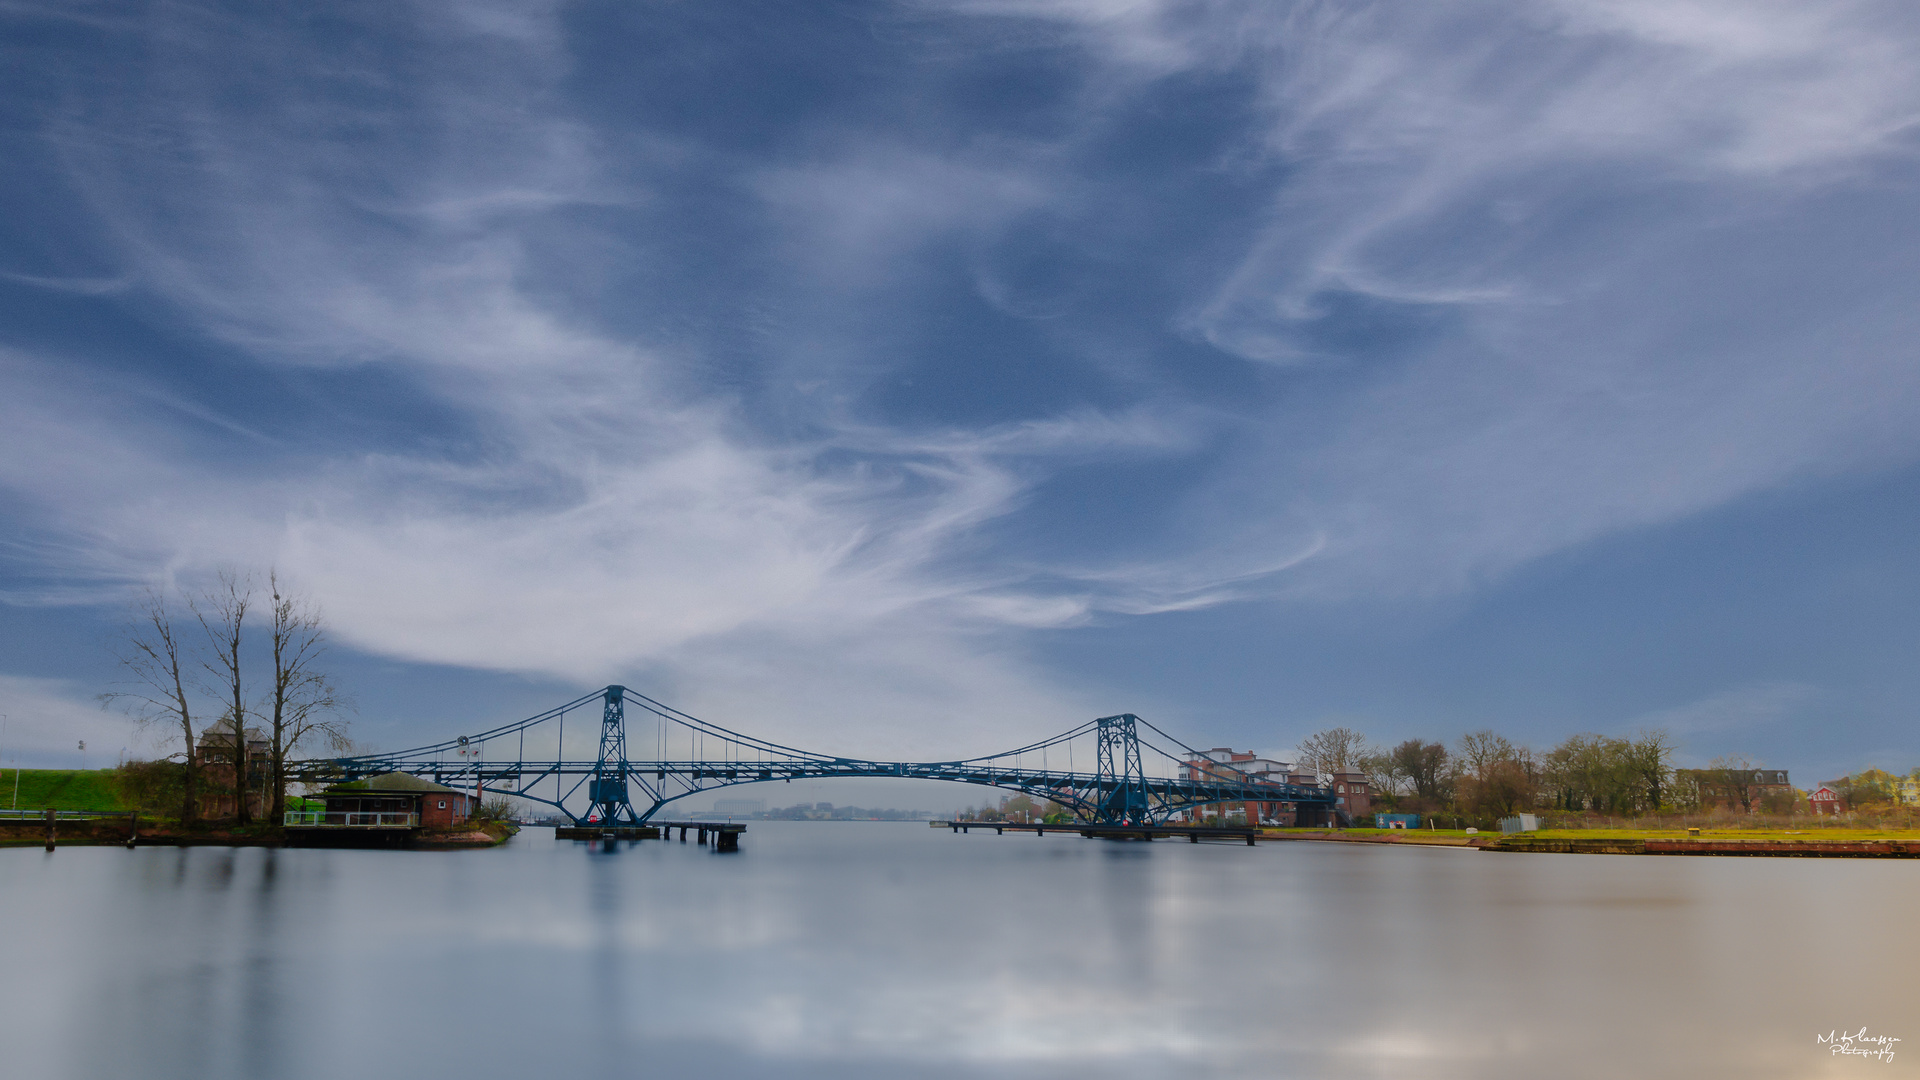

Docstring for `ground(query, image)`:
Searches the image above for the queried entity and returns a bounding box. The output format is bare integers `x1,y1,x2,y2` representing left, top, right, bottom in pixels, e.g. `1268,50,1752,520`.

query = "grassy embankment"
1521,826,1918,841
1259,824,1917,845
0,769,127,812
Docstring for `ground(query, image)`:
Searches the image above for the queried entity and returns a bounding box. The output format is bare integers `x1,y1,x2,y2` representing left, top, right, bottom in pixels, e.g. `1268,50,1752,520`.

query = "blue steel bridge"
286,685,1339,827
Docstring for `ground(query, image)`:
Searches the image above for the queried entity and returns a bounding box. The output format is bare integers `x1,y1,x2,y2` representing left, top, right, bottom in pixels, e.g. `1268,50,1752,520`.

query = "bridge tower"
1094,713,1154,824
586,685,642,825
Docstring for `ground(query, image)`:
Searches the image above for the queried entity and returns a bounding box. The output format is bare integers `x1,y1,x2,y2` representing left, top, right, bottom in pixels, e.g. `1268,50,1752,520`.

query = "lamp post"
0,713,11,811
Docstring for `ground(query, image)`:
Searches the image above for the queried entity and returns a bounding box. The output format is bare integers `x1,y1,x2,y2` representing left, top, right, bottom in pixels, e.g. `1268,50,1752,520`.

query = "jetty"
556,820,744,851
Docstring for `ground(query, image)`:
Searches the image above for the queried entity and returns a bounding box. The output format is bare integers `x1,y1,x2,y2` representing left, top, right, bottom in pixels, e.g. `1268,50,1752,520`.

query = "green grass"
1525,826,1916,841
0,769,127,812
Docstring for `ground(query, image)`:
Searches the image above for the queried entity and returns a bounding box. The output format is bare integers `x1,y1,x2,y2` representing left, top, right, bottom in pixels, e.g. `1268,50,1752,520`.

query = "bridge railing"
0,808,137,821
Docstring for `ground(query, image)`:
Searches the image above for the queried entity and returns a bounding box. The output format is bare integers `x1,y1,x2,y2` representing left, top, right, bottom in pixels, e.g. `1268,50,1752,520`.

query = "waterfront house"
1675,767,1792,813
1898,778,1919,806
1808,785,1844,815
320,772,475,829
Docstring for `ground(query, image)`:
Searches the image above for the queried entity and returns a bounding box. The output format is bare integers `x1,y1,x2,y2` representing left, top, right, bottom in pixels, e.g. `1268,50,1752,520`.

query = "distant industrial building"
712,797,766,817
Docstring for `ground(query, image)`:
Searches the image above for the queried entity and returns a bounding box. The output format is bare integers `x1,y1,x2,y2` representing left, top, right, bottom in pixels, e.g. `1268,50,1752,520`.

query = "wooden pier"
933,820,1261,845
554,821,744,851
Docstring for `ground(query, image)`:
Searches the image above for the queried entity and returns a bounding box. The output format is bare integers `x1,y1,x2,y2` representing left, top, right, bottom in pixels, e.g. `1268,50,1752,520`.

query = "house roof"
326,772,463,795
197,724,267,745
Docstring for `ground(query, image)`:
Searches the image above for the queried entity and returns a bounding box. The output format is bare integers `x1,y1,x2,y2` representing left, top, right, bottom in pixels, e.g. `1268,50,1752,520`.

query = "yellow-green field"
1257,824,1917,844
1523,826,1917,842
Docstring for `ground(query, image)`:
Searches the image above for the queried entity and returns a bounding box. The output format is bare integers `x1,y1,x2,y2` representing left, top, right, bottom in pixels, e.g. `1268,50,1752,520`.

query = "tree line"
1290,724,1806,822
104,569,350,825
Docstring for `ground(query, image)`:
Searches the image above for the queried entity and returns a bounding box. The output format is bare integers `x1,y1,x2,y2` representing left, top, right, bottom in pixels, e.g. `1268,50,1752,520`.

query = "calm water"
1,823,1913,1079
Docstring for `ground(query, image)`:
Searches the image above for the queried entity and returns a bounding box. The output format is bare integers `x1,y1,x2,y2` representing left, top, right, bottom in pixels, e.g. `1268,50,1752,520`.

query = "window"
438,800,447,809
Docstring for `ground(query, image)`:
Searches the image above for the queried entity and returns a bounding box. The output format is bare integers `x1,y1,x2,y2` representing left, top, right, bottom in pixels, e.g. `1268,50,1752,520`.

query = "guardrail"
283,811,420,828
0,808,135,820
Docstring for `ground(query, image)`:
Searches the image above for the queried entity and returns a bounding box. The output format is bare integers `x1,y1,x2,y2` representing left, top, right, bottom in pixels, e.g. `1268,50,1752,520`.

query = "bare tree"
1474,757,1536,820
1455,729,1517,783
1390,740,1450,802
1630,728,1677,811
263,571,351,823
1708,753,1760,813
101,589,202,822
195,570,254,825
1297,727,1369,783
1360,749,1405,797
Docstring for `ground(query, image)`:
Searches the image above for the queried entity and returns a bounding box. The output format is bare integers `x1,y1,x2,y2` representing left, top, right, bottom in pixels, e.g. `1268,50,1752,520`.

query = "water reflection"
1,824,1913,1079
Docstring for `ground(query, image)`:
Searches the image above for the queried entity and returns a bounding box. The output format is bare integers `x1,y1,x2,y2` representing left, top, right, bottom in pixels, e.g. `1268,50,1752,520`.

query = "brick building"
195,722,270,819
321,773,475,829
1328,770,1371,822
1808,784,1844,815
1180,749,1371,826
1676,768,1792,812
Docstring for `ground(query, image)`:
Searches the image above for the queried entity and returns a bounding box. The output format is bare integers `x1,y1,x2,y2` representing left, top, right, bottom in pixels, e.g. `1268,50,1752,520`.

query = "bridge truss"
287,686,1338,827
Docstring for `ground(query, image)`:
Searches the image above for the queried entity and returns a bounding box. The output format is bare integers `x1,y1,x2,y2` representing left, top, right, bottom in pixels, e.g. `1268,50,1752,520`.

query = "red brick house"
1183,749,1302,825
1330,770,1372,822
1676,768,1793,812
322,773,475,829
195,722,270,819
1808,785,1844,816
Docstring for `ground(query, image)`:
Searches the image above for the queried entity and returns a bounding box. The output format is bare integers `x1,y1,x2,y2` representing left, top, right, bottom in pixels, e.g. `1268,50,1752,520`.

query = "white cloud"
0,675,158,768
932,0,1920,600
1627,682,1819,742
0,3,1183,751
9,0,1920,760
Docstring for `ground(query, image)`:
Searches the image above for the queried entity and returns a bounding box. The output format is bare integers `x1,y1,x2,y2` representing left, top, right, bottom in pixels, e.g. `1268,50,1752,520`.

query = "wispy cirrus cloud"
927,0,1920,602
5,0,1920,760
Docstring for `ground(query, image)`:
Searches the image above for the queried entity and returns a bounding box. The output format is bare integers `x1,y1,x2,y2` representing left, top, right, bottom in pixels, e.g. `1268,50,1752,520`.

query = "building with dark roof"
315,772,475,830
195,721,269,819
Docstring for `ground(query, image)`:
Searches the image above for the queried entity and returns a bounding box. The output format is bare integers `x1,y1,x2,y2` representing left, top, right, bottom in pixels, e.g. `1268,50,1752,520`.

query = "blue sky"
3,0,1919,798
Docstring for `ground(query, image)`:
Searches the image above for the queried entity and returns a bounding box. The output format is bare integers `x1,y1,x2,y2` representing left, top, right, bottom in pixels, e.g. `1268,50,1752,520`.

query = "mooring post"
698,826,706,845
44,807,55,851
127,811,138,849
1189,832,1198,843
1245,832,1256,846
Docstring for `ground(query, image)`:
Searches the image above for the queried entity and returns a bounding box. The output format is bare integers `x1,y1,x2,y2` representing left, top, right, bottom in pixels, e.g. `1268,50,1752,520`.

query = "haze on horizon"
3,0,1919,796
